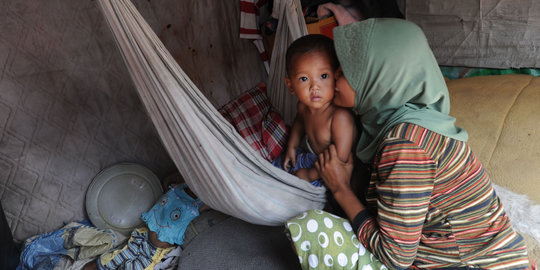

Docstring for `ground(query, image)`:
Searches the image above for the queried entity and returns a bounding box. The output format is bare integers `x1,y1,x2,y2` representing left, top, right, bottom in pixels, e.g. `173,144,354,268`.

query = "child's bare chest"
304,113,333,154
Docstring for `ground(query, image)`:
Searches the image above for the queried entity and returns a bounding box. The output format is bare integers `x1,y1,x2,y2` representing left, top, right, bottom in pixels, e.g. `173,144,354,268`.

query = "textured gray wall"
0,0,266,242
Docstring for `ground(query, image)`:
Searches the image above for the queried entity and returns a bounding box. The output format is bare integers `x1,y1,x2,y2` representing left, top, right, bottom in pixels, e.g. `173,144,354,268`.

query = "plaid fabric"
218,82,288,162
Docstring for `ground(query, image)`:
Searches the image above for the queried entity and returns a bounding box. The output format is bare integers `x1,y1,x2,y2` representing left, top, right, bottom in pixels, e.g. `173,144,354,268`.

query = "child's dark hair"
285,34,339,76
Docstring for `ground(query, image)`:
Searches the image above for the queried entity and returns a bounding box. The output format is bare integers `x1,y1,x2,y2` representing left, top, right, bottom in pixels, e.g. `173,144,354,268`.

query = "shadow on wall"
0,0,177,242
0,0,268,243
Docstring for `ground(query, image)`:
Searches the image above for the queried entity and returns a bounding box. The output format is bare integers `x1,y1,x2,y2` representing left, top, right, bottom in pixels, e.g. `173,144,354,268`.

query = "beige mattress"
447,74,540,265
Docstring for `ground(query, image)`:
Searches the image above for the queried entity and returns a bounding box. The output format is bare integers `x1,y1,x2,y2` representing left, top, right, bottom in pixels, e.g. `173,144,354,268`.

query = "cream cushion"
447,74,540,264
448,74,540,205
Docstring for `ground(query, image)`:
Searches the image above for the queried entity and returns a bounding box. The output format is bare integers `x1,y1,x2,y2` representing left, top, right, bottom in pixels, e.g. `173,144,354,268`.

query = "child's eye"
299,77,308,82
321,73,329,79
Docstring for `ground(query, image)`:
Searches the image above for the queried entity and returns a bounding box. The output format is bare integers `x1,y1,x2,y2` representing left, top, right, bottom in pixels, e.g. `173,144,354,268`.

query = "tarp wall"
405,0,540,69
0,0,266,242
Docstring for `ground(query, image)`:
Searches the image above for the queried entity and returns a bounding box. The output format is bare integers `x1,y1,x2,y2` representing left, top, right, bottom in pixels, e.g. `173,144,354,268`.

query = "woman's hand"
316,145,366,221
317,3,362,26
315,144,354,194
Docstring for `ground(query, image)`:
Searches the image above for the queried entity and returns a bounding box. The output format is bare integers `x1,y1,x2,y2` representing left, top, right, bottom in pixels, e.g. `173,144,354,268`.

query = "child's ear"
284,77,294,95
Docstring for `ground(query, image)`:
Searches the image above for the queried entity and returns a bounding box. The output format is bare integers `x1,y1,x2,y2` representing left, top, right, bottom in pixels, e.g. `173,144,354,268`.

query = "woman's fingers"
317,151,324,165
346,151,353,163
318,145,338,169
328,144,339,161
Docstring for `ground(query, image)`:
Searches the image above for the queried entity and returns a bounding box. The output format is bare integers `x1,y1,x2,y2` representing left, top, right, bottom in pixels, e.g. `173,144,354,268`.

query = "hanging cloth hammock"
96,0,325,226
267,0,308,124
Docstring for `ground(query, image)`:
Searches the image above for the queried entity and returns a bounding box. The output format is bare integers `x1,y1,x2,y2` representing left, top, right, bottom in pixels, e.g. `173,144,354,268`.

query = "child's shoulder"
331,106,354,120
330,106,356,130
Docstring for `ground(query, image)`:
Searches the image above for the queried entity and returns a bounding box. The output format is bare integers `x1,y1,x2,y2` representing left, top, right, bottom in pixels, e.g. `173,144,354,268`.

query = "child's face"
285,51,335,110
333,67,356,108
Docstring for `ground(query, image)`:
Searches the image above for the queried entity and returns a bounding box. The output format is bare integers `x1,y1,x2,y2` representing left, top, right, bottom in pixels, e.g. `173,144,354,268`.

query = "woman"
285,18,533,269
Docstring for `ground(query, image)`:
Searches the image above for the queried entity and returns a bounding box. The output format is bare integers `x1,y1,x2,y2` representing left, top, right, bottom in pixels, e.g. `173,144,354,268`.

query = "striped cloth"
239,0,270,72
357,123,531,269
98,228,173,270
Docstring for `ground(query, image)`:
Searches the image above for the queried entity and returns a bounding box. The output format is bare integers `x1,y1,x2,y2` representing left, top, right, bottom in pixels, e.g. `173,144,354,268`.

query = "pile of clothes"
17,184,203,270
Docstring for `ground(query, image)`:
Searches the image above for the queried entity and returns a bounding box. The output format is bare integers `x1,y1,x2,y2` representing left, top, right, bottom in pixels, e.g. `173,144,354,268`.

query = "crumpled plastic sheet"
16,220,118,270
17,228,69,270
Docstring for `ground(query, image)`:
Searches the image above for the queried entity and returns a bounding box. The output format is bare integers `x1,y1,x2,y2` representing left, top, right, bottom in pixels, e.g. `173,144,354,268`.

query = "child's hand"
283,148,297,172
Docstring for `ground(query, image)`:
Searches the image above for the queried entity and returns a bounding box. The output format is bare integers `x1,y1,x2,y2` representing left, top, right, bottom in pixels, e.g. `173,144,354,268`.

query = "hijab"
333,18,468,163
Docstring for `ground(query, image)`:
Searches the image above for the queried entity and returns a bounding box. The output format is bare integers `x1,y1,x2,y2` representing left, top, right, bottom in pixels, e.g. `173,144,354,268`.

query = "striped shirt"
99,228,174,270
356,123,531,269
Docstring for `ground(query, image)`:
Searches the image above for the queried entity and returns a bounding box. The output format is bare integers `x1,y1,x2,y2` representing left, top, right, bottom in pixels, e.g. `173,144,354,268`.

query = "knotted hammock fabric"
96,0,326,226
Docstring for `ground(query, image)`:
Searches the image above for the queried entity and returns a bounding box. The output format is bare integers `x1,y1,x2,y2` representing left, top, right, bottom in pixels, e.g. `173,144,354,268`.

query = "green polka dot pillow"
286,209,386,269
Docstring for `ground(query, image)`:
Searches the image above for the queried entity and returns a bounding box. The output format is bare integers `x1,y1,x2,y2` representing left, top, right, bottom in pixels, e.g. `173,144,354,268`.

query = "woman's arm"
315,144,365,220
358,139,436,269
317,140,436,269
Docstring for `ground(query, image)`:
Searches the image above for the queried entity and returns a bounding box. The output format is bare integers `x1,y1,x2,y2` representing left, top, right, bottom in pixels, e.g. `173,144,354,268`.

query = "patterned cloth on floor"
98,227,174,270
17,220,117,270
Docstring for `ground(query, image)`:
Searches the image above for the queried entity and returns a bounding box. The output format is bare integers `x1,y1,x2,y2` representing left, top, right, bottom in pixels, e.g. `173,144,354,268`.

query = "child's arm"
331,108,357,163
284,103,306,171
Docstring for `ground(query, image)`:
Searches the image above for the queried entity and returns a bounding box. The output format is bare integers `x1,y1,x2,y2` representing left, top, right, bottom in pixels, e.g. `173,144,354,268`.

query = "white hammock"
96,0,325,226
267,0,308,124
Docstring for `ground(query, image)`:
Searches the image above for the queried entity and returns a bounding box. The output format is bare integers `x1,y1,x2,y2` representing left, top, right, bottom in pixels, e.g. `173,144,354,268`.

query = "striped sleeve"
357,138,437,269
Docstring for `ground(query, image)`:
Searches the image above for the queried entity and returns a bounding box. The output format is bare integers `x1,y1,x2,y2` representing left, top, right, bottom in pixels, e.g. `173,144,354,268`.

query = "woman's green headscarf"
333,18,468,163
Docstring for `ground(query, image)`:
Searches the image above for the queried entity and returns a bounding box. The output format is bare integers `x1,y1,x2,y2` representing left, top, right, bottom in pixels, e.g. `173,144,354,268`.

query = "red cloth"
239,0,270,73
218,83,288,162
